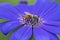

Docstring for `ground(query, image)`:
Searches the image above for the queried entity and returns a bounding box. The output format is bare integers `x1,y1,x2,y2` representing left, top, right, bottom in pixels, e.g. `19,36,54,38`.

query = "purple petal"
1,21,20,35
42,2,60,21
41,21,60,34
35,0,51,5
33,27,58,40
28,0,52,16
0,3,19,20
15,4,30,15
43,21,60,27
15,0,51,17
0,27,1,31
10,26,32,40
0,21,8,32
15,3,41,16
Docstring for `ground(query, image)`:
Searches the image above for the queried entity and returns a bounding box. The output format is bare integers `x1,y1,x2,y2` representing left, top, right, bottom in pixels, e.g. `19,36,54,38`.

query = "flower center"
21,12,43,27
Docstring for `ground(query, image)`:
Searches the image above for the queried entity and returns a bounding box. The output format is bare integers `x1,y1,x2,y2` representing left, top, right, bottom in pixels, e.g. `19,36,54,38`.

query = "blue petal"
42,2,60,21
15,0,51,16
33,27,59,40
28,0,52,16
15,3,41,16
0,2,19,20
15,4,30,15
1,21,20,35
0,21,9,32
0,27,1,32
41,21,60,34
35,0,51,5
10,26,32,40
43,21,60,27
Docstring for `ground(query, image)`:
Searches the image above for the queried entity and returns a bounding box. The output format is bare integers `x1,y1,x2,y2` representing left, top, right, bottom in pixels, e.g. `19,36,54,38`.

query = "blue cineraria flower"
0,0,60,40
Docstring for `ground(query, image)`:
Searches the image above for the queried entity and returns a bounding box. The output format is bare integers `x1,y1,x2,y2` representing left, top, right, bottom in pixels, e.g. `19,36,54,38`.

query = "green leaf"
0,0,19,5
0,19,7,23
56,0,60,3
27,0,35,4
30,35,34,40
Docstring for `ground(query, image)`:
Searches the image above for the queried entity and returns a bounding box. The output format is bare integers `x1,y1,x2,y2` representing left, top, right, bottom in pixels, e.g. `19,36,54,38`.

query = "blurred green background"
0,0,60,40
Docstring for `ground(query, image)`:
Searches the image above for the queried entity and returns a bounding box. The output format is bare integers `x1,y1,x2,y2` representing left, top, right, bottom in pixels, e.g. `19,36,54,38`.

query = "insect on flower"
0,0,60,40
